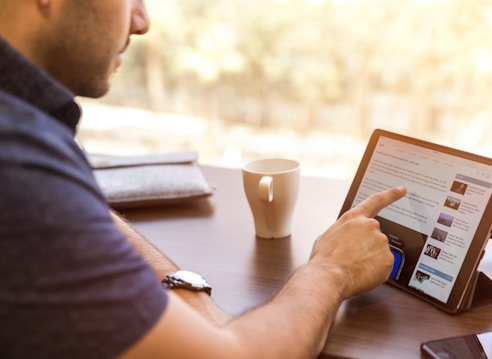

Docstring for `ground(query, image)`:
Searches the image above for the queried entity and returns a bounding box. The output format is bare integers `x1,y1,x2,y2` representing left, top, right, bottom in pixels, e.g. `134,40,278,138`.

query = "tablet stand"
462,271,492,312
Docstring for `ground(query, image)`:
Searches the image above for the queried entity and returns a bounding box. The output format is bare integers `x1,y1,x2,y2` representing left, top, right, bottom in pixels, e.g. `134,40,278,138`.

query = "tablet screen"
339,129,492,313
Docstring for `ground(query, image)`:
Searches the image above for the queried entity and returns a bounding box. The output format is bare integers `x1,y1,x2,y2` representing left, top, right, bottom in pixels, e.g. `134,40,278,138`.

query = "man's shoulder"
0,87,34,112
0,87,80,163
0,88,59,129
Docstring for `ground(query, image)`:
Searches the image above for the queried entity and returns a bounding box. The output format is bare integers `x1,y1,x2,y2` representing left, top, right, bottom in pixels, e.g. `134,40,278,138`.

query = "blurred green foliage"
104,0,492,141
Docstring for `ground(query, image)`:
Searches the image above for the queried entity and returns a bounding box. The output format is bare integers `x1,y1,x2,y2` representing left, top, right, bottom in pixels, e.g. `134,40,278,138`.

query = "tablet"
338,129,492,313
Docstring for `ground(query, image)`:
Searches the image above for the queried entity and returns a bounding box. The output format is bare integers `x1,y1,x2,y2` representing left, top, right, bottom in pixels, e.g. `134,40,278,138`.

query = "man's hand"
309,186,407,299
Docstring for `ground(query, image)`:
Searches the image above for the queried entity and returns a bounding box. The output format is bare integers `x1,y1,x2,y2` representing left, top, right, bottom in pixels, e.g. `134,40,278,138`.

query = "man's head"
0,0,150,98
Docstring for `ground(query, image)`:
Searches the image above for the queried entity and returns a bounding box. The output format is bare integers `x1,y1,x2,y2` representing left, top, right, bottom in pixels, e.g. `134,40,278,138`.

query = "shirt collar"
0,36,81,134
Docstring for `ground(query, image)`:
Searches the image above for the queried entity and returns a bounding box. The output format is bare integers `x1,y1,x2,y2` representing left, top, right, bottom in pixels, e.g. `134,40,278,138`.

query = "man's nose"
130,0,150,35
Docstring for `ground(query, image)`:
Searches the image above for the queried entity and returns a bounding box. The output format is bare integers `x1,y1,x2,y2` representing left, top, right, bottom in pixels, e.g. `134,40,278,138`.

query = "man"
0,1,407,358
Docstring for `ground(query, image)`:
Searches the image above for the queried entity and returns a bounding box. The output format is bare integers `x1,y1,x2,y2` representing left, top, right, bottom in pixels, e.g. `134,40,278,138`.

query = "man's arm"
120,186,407,359
110,211,231,326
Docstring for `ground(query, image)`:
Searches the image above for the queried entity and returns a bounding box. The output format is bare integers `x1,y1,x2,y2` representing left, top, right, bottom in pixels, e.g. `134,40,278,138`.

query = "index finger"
356,186,407,218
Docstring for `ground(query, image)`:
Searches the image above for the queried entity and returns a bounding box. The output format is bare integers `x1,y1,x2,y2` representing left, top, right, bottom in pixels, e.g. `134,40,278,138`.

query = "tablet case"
462,271,492,311
89,151,213,209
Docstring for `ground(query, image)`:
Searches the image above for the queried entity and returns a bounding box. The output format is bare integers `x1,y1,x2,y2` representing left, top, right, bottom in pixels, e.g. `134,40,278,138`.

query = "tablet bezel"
338,129,492,313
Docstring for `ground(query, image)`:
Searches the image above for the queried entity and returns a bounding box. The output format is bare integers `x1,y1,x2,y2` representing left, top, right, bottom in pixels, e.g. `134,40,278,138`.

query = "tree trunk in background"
352,56,371,138
145,39,166,111
410,66,432,136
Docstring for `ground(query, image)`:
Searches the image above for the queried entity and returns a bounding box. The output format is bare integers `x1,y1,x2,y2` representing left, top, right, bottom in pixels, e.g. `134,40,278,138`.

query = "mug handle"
258,176,273,202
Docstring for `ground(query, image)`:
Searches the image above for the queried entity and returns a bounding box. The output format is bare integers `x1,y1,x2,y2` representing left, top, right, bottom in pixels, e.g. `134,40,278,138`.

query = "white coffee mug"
242,158,300,239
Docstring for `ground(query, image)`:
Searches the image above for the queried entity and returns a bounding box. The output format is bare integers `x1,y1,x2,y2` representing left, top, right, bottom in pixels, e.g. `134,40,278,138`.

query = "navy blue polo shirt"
0,37,167,358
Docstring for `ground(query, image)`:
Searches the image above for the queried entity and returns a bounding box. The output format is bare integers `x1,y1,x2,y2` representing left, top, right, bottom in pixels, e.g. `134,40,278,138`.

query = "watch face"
164,270,212,295
177,270,206,285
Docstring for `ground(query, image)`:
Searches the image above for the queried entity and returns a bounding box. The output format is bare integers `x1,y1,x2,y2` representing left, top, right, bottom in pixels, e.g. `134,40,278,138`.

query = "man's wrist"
302,261,349,299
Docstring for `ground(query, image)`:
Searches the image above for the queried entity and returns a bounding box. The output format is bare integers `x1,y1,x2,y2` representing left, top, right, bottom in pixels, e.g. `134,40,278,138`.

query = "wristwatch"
161,270,212,295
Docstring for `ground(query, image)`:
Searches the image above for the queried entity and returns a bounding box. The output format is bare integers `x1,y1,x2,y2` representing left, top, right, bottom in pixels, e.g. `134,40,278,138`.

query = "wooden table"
122,166,492,359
